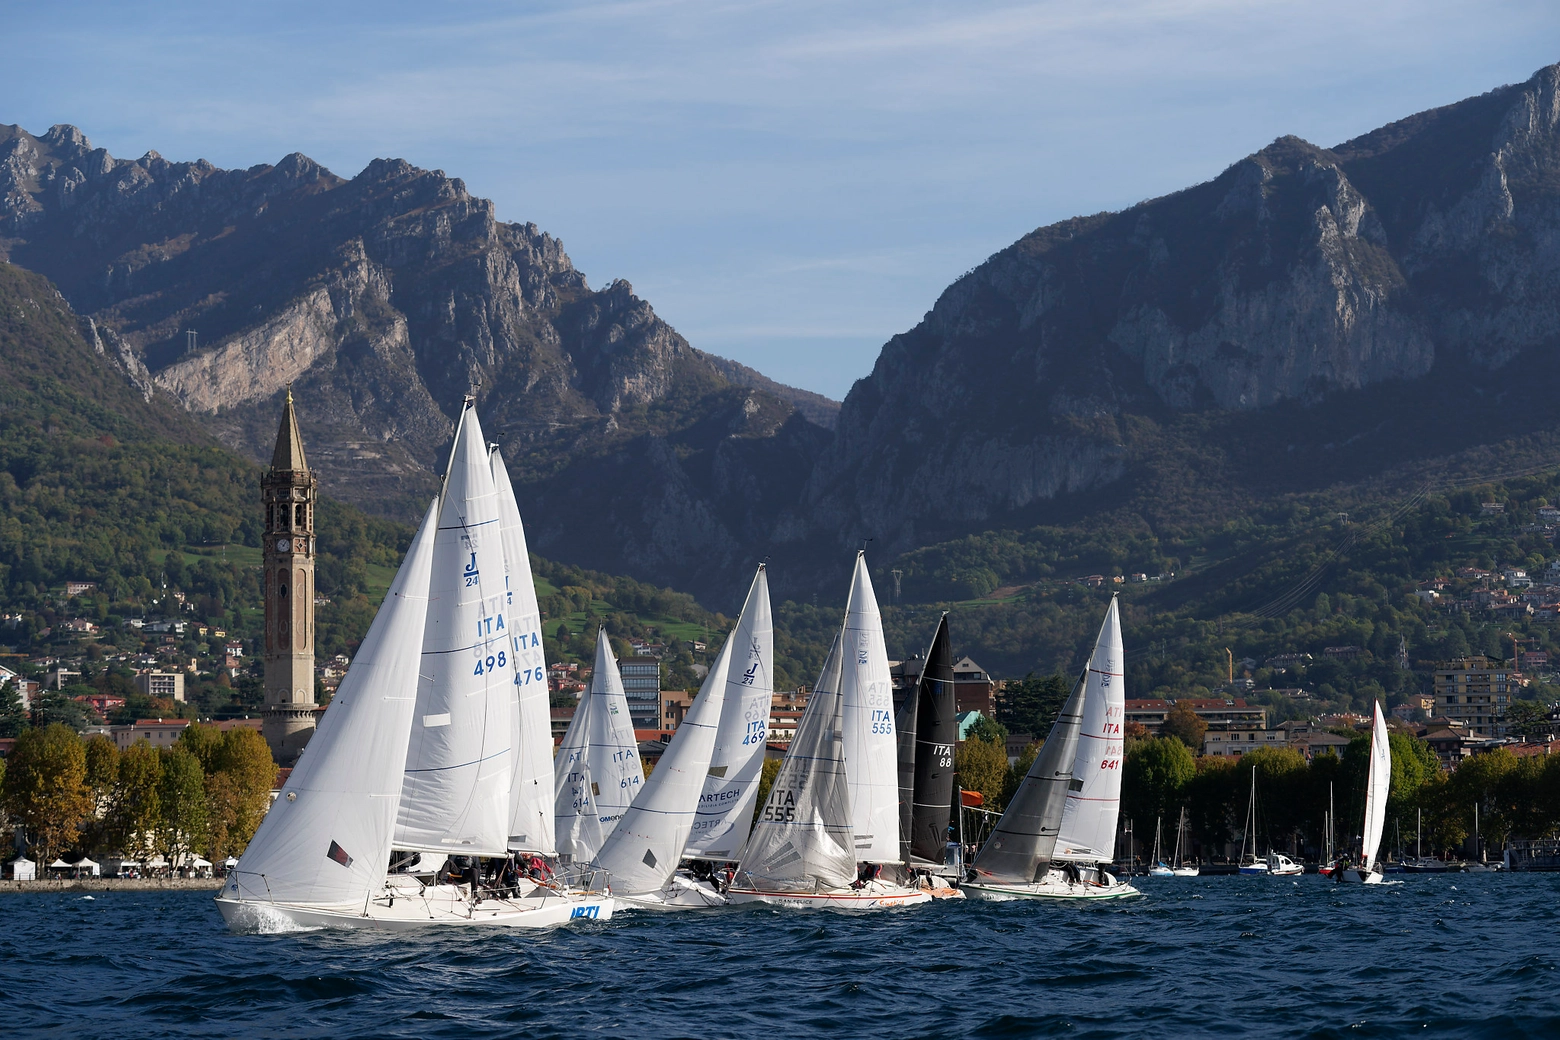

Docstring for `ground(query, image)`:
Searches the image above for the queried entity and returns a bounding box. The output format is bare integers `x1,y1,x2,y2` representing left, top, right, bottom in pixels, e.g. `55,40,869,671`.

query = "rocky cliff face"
804,64,1560,551
0,126,835,601
5,64,1560,600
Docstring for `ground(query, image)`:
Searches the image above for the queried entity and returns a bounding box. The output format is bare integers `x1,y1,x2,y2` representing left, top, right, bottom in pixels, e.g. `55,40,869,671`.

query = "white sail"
231,499,439,906
1361,701,1392,872
1055,596,1126,863
839,552,900,863
735,635,855,892
395,406,515,858
553,663,594,861
554,629,643,862
593,638,733,892
489,444,555,856
684,565,773,861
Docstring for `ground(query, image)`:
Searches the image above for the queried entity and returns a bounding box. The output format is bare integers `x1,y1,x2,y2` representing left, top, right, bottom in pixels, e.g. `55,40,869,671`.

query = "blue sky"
3,2,1557,400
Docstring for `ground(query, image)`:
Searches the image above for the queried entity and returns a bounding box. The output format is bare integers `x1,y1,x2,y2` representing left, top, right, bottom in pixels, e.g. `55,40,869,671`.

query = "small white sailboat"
1235,770,1300,874
1337,702,1391,885
217,404,611,930
1171,806,1200,876
1149,817,1173,876
965,597,1139,901
554,628,644,865
729,626,930,910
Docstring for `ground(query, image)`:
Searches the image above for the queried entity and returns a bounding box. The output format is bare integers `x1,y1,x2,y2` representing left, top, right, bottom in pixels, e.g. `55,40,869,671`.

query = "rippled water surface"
3,874,1557,1038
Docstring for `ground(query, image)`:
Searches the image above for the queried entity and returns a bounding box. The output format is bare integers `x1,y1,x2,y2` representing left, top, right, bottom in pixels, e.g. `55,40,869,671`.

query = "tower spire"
271,386,309,472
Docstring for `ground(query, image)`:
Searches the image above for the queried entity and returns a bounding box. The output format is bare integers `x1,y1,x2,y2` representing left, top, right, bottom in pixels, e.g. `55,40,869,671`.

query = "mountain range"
5,63,1560,605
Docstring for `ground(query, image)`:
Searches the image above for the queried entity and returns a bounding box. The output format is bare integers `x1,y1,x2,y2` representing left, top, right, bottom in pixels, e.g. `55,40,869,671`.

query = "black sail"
908,614,957,865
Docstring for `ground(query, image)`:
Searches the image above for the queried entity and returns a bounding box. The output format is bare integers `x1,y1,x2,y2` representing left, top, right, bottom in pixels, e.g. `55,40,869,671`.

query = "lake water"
2,873,1556,1038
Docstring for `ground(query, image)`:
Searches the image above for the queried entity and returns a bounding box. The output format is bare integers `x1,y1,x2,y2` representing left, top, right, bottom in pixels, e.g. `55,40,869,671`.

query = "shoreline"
2,878,224,893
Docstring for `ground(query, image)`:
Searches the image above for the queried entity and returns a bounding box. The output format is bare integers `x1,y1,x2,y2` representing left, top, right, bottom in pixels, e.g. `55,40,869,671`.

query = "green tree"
1,724,92,864
955,735,1009,811
157,748,208,865
176,722,223,774
81,735,120,854
1503,700,1555,739
997,673,1069,737
1161,703,1209,752
1239,747,1309,856
1123,737,1196,827
1001,740,1043,807
111,742,163,858
750,757,783,826
0,681,27,738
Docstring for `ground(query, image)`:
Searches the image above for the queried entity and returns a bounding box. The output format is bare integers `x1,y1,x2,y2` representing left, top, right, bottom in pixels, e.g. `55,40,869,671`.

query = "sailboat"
896,613,963,897
1402,807,1449,872
965,597,1139,901
1337,702,1391,885
555,629,644,864
728,556,931,910
217,404,612,930
683,566,773,863
1170,806,1199,876
591,565,772,909
1236,769,1301,875
1148,817,1173,876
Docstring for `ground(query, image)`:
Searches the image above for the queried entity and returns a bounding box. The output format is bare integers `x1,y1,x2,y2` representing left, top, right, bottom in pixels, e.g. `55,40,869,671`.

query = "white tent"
190,856,212,868
10,857,35,881
145,855,170,870
74,857,100,877
48,858,72,869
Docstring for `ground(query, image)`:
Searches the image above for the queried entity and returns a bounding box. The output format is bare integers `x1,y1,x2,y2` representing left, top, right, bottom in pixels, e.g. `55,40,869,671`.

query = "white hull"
215,880,613,932
964,868,1140,902
1171,867,1200,877
1238,864,1269,875
614,875,729,910
1149,866,1174,877
726,880,932,910
1336,868,1384,885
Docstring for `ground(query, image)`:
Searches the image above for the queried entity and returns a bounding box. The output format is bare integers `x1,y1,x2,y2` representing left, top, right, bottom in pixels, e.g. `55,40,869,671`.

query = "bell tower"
261,390,318,764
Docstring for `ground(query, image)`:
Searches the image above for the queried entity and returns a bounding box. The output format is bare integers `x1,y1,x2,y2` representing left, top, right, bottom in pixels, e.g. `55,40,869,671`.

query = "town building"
951,656,997,714
111,718,192,751
662,687,695,729
1123,697,1267,735
133,670,185,704
261,391,318,764
1203,727,1289,757
1433,656,1524,737
618,657,662,729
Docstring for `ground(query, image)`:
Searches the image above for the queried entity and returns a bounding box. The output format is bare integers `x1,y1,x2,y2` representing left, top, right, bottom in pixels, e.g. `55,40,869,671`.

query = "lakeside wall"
2,878,223,894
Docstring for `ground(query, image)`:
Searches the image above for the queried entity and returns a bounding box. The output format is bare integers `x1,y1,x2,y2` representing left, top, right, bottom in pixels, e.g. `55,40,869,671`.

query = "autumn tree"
1162,703,1209,752
206,727,276,857
1,724,92,865
81,736,120,854
955,735,1008,812
111,742,163,858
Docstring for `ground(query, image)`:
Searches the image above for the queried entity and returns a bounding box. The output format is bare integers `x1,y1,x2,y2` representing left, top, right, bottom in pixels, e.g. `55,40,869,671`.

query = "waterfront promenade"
2,877,222,894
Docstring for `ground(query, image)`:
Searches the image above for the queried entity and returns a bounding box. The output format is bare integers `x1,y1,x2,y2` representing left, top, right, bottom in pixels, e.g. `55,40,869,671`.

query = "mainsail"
684,565,773,861
971,669,1087,883
489,444,555,856
735,635,855,892
839,553,900,864
1054,596,1126,863
593,639,733,892
553,629,643,862
395,405,514,857
230,499,439,905
1361,701,1392,872
907,613,957,865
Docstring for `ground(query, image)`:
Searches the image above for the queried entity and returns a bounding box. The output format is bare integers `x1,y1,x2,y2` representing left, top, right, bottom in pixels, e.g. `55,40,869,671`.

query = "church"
261,391,319,764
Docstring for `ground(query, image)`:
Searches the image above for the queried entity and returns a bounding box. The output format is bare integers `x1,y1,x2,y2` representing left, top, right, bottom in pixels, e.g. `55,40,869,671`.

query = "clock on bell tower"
261,389,319,765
